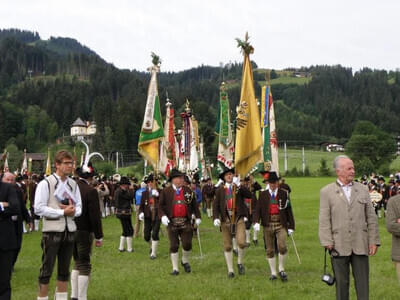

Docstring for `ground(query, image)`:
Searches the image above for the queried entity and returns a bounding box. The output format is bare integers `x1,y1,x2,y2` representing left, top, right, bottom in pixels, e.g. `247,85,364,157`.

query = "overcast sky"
1,0,399,72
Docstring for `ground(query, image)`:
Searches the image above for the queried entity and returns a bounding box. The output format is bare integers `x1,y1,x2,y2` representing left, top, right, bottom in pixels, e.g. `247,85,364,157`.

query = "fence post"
116,151,119,173
284,142,288,174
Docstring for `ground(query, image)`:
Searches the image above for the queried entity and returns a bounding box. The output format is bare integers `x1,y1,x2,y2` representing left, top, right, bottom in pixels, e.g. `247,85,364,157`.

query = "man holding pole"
213,167,252,278
159,169,201,275
253,171,295,281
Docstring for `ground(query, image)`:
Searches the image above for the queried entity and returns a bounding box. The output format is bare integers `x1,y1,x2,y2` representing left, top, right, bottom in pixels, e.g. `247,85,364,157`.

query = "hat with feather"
76,141,104,179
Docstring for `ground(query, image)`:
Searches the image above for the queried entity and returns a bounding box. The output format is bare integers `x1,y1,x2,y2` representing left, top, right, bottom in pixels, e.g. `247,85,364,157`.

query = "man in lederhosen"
213,167,252,278
138,174,161,259
159,169,201,275
70,162,103,300
253,171,295,282
34,150,82,300
202,177,215,218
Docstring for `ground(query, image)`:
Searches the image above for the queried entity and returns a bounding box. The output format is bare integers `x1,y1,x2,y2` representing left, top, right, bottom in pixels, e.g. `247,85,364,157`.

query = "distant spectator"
2,172,32,269
0,177,19,300
386,193,400,283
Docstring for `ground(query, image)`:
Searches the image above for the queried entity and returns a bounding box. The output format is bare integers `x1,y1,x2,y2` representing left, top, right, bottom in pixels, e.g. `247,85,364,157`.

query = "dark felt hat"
119,176,131,185
266,171,280,183
168,168,185,182
219,167,235,181
76,162,97,179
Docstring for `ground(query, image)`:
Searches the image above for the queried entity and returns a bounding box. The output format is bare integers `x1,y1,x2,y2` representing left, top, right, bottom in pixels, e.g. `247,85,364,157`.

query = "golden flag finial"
235,32,254,55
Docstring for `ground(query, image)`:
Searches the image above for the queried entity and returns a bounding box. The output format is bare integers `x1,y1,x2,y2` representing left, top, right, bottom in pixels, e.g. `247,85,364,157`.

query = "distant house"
27,153,46,174
70,118,96,142
326,144,345,152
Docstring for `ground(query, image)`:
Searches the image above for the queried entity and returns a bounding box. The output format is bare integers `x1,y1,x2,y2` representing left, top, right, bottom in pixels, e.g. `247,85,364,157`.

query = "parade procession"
2,2,400,299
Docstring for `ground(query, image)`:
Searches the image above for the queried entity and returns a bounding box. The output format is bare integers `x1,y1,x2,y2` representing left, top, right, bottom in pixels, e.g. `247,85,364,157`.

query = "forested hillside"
1,28,399,162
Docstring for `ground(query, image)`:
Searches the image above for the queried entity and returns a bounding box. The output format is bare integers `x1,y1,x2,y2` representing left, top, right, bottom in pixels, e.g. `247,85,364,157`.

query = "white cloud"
0,0,399,71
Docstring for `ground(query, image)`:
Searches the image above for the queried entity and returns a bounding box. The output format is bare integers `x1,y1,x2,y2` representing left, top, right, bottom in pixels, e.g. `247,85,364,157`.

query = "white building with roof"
71,118,96,141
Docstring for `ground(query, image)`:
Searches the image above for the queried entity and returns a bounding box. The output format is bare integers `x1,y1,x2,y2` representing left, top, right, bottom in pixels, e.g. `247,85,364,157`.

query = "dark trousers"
38,231,75,284
332,254,369,300
118,216,133,237
73,231,93,276
12,221,23,267
167,222,193,253
0,250,14,300
144,217,161,242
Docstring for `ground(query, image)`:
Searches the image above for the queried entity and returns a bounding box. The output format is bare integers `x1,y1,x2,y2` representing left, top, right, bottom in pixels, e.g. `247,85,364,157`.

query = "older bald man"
2,172,32,268
319,155,380,300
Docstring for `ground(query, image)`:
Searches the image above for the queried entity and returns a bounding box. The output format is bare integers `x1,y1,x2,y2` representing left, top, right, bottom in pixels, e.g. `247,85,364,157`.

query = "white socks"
245,230,251,244
238,247,245,264
268,257,277,276
182,250,190,264
71,271,89,300
126,237,133,252
224,251,234,273
55,292,68,300
119,236,125,251
171,252,179,271
151,240,158,257
278,253,287,272
232,238,238,251
70,269,79,299
37,297,48,300
78,275,89,300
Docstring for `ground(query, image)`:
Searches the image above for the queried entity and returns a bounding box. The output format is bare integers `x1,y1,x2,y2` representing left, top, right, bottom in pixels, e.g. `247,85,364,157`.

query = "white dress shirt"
34,173,82,218
337,179,353,203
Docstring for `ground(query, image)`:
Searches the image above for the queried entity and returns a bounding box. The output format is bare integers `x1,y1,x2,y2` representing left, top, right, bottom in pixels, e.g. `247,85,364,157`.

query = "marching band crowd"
1,151,400,300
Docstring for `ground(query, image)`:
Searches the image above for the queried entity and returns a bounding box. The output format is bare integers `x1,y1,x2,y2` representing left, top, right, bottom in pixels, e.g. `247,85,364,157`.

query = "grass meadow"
11,177,399,299
119,149,400,178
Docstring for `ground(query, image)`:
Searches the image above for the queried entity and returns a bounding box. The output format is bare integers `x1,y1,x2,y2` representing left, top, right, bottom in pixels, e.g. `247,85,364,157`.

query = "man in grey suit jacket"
319,155,380,300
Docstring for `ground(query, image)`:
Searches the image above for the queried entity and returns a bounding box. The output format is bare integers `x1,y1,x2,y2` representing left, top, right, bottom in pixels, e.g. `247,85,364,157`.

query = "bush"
95,161,115,177
304,166,311,176
318,158,332,176
286,167,300,176
355,157,374,176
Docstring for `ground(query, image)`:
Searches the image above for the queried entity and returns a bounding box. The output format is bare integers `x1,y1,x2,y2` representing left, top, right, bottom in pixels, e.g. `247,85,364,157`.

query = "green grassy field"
279,149,400,176
119,149,400,178
258,76,311,86
10,177,398,299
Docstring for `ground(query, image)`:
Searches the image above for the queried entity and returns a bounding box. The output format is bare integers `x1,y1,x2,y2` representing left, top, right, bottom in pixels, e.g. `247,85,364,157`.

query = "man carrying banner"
253,171,295,281
213,167,252,278
159,169,201,275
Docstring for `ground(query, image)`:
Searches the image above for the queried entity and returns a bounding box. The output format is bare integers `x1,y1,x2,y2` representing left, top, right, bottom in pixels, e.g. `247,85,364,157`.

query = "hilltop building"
70,118,96,142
